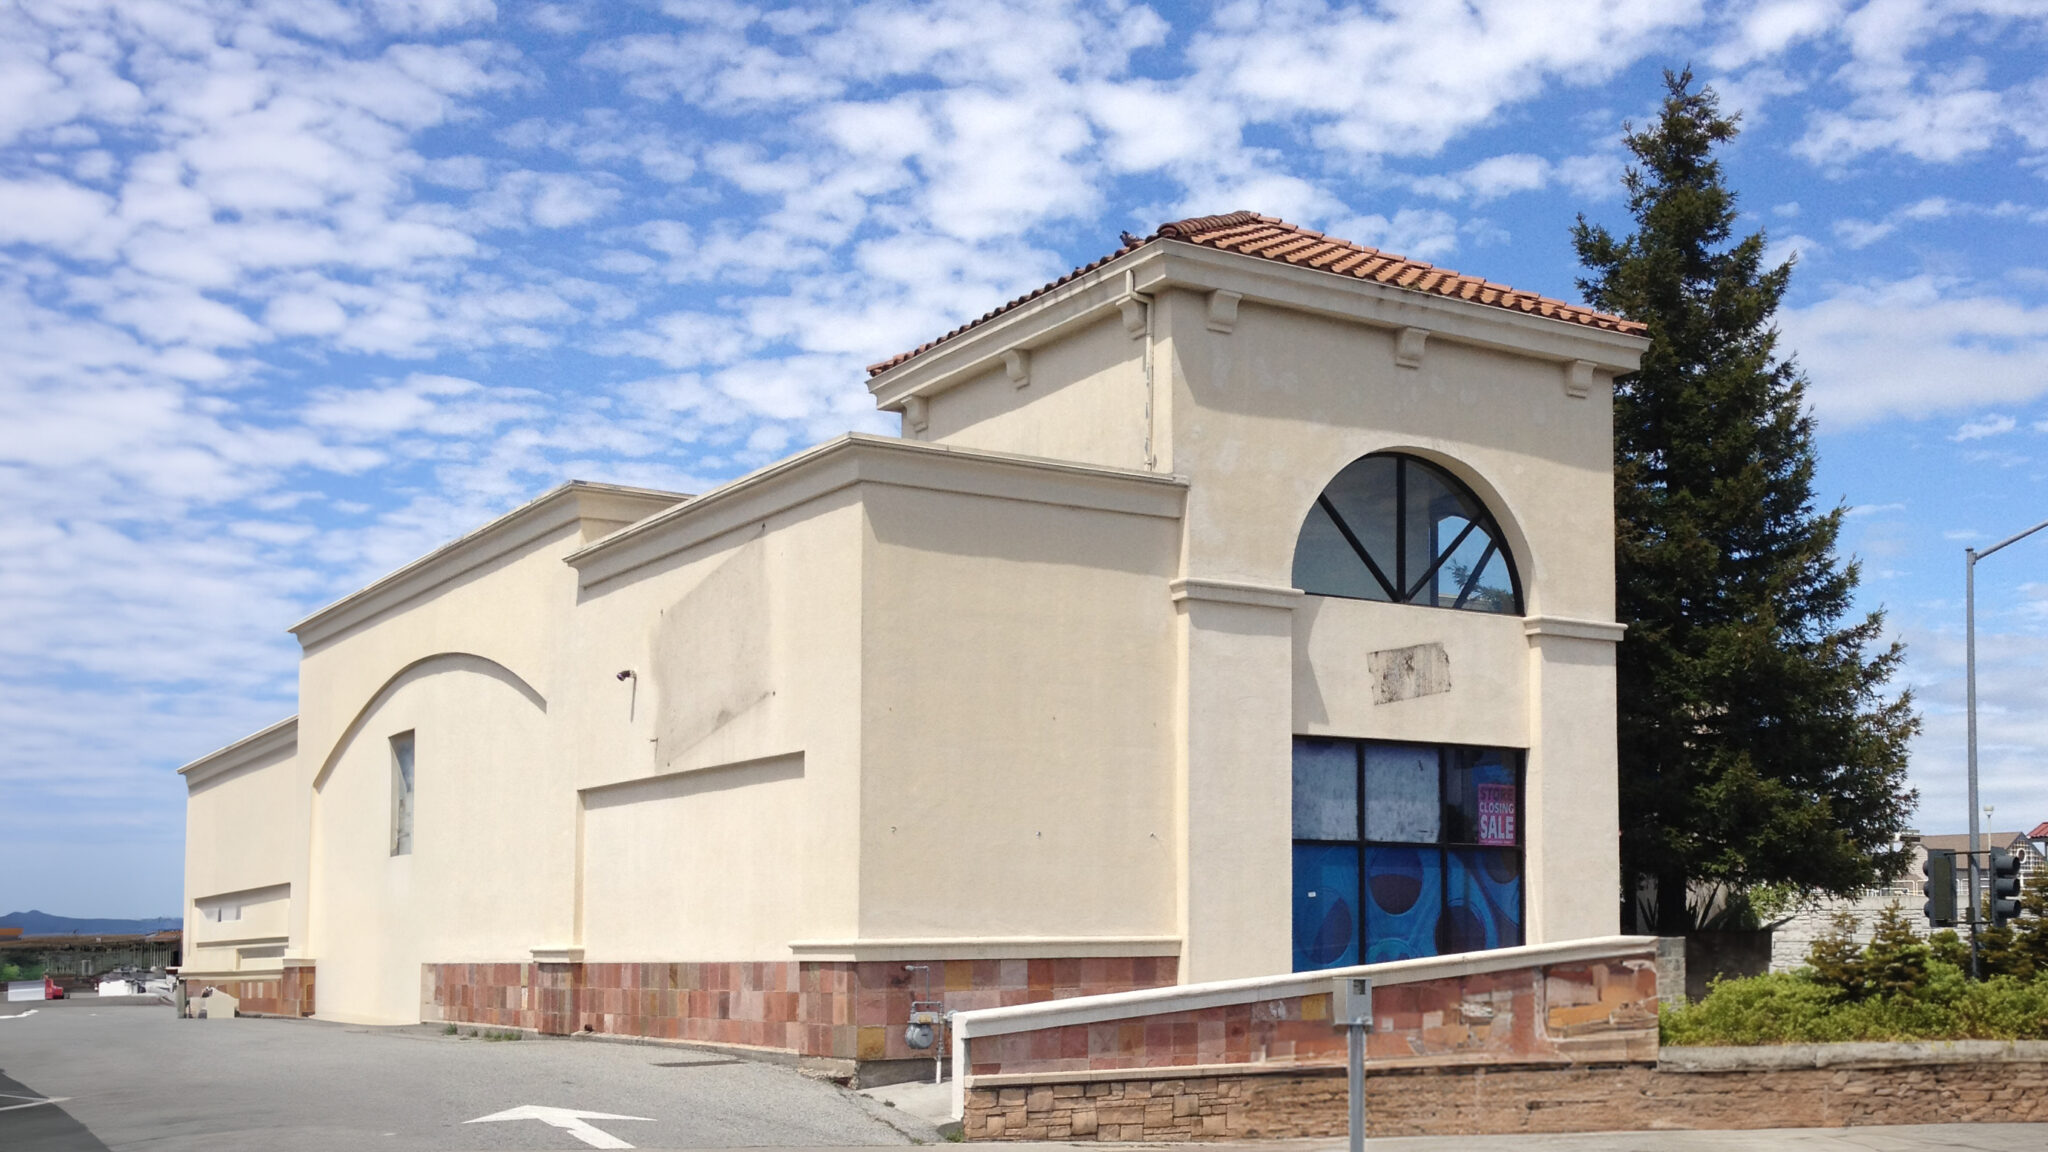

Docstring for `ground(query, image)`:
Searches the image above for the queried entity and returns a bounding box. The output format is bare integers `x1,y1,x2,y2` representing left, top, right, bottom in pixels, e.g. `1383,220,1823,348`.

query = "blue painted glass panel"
1362,845,1442,962
1444,848,1523,954
1292,844,1360,971
1293,739,1358,841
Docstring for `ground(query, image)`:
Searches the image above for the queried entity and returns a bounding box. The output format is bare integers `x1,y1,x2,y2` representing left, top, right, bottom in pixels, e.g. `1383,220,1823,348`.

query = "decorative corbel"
1205,289,1242,334
1395,327,1429,369
903,395,929,433
1564,360,1596,399
1117,294,1148,337
1003,348,1030,389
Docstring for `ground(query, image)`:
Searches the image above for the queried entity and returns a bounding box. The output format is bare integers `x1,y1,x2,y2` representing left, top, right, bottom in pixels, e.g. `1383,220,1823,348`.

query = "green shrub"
1664,902,2048,1045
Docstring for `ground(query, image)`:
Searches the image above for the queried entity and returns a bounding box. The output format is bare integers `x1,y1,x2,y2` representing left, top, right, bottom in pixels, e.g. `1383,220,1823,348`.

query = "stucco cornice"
1523,615,1628,643
567,434,1189,591
289,481,686,650
867,248,1164,410
866,240,1649,409
788,936,1183,962
177,715,297,788
1169,576,1305,611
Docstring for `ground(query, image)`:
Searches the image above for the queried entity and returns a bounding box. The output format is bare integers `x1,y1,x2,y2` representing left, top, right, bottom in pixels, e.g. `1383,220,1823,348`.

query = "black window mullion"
1394,459,1407,597
1450,539,1499,611
1405,518,1479,603
1318,495,1400,600
1355,741,1366,965
1438,744,1449,957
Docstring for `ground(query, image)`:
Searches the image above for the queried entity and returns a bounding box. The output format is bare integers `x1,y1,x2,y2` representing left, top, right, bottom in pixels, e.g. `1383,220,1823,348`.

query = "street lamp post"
1965,516,2048,980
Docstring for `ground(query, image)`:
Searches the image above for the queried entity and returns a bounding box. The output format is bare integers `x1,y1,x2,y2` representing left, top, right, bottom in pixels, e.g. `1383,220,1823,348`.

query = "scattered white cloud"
1763,231,1822,269
1788,277,2048,422
1952,413,2017,440
1796,3,2048,166
5,0,2048,911
1902,624,2048,833
1707,0,1848,71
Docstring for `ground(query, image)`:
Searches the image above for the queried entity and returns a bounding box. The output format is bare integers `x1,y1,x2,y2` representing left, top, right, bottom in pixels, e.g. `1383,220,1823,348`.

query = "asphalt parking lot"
5,995,2047,1151
0,995,931,1150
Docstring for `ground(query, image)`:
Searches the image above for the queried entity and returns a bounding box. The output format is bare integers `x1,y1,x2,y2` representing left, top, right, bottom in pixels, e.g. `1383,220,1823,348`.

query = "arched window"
1292,453,1521,614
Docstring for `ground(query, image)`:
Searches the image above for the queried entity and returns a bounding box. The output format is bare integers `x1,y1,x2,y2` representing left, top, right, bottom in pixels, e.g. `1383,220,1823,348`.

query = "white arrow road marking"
0,1008,38,1019
0,1096,72,1113
465,1105,654,1150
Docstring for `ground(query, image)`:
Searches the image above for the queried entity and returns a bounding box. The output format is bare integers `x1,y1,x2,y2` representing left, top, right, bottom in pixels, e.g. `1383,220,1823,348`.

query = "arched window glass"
1293,454,1521,614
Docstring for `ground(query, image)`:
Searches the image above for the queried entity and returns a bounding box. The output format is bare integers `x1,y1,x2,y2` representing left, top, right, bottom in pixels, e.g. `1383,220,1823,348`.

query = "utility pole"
1965,516,2048,979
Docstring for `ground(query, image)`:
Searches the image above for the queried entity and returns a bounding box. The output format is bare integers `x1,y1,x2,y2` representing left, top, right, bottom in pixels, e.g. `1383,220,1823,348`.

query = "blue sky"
4,0,2047,918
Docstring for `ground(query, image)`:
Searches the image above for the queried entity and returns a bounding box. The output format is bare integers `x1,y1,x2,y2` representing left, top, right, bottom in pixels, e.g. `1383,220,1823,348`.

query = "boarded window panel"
1292,843,1361,971
1363,744,1440,843
1363,845,1442,963
1292,739,1358,840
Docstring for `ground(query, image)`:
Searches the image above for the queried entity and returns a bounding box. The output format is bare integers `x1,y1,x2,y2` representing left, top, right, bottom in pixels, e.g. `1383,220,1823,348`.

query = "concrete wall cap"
290,481,687,649
1660,1040,2048,1072
951,935,1658,1040
568,433,1188,590
177,715,298,786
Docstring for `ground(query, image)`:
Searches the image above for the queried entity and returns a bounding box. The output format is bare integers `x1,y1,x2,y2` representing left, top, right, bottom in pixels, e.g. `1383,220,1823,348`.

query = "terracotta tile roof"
867,211,1645,377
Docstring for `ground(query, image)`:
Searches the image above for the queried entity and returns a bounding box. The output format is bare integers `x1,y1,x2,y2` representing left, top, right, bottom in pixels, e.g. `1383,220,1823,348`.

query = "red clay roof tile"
867,211,1644,377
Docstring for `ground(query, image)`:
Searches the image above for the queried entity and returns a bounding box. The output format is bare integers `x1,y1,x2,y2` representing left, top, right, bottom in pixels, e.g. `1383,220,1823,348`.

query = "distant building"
1769,830,2046,971
179,213,1648,1079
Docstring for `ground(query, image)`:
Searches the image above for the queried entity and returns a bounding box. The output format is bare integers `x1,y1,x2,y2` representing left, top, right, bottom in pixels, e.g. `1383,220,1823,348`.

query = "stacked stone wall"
966,1056,2048,1140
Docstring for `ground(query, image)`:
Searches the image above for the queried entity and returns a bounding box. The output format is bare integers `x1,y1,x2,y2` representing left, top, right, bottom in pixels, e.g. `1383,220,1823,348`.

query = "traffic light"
1989,848,2022,927
1922,848,1957,927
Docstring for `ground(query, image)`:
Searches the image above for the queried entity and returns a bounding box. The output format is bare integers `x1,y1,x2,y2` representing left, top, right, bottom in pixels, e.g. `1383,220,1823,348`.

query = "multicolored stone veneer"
422,956,1178,1064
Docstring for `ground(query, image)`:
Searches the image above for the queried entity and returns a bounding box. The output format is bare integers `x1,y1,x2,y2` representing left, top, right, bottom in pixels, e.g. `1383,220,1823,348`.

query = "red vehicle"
42,975,64,1000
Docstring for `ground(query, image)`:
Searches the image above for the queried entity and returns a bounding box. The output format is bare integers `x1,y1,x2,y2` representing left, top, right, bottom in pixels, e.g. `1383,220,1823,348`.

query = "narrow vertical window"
390,731,415,857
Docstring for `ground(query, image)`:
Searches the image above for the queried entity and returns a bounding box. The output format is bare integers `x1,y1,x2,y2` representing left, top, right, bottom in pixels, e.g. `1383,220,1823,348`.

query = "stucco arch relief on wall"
309,651,548,793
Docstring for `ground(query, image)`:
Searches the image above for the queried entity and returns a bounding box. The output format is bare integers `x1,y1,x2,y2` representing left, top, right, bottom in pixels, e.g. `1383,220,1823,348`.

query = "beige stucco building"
178,212,1647,1077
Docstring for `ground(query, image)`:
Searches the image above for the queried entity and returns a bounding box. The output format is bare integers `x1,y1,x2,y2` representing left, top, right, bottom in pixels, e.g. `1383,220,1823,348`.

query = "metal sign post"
1332,975,1372,1152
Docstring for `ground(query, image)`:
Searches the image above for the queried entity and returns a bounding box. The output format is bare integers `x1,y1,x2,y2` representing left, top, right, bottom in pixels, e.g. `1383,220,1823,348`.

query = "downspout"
1121,268,1157,471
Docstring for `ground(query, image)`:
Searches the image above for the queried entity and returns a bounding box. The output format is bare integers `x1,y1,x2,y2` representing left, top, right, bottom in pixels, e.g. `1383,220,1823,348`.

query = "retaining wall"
965,1042,2048,1139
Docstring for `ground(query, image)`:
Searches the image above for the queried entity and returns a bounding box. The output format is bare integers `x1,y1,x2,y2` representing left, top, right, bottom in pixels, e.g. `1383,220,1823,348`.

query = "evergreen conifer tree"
1572,70,1919,932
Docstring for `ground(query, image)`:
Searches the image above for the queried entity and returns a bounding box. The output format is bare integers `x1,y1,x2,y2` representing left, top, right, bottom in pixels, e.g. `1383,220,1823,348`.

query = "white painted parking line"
0,1008,38,1020
465,1104,654,1149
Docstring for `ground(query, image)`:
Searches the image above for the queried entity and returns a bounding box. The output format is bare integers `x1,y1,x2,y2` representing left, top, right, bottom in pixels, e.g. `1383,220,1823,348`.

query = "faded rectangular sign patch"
1368,642,1451,704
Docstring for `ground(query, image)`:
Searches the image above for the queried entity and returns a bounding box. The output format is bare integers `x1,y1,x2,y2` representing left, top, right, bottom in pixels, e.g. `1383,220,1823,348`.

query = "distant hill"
0,910,181,936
